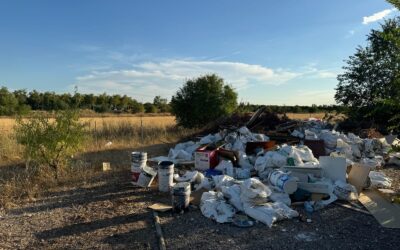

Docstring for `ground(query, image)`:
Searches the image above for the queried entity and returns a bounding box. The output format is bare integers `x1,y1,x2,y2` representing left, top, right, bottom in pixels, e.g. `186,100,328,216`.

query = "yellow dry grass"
0,115,176,133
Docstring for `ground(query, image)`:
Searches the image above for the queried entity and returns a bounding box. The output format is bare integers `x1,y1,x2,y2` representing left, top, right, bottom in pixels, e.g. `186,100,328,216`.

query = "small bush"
14,109,87,178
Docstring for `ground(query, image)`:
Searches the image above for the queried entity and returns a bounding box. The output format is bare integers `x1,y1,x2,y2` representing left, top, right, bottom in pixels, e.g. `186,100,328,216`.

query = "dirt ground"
0,145,399,249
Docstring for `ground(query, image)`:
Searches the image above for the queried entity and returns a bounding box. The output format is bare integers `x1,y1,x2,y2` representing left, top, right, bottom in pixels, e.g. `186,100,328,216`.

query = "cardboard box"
195,145,219,170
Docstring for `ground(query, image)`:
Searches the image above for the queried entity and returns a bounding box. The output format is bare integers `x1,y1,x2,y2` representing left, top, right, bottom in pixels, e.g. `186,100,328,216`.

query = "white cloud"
362,8,397,25
74,59,301,101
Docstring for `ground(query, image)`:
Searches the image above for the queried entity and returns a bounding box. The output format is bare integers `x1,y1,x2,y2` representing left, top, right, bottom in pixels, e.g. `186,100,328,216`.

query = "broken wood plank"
334,201,371,215
153,211,166,250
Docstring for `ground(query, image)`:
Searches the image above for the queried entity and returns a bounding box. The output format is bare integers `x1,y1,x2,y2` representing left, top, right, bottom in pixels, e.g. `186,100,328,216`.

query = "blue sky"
0,0,398,105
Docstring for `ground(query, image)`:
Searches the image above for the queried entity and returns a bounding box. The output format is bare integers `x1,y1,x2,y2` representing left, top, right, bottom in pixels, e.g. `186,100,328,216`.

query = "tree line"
0,86,344,116
0,87,171,115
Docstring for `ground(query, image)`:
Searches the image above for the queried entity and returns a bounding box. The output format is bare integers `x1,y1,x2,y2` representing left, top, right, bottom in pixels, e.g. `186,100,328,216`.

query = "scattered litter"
232,214,254,228
295,232,319,242
144,111,399,229
102,162,111,171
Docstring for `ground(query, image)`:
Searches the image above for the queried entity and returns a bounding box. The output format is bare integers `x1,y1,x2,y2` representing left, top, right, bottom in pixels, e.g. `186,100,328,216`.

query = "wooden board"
359,189,400,228
148,203,172,212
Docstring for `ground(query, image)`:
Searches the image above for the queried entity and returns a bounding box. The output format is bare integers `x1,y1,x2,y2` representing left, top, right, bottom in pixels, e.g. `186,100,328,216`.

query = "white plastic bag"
243,201,298,228
369,171,392,188
240,178,271,205
200,191,236,223
214,160,234,177
221,184,244,211
212,175,236,190
174,170,198,183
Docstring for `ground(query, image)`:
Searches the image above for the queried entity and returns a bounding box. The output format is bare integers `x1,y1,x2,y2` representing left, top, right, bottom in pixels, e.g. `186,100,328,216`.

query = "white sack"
200,191,236,223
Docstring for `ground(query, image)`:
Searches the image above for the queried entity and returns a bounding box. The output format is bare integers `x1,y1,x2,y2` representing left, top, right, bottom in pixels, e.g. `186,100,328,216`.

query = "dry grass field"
0,115,176,133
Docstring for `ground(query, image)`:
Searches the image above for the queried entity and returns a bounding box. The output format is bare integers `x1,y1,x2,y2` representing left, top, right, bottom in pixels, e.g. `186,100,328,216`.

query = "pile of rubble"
133,113,400,228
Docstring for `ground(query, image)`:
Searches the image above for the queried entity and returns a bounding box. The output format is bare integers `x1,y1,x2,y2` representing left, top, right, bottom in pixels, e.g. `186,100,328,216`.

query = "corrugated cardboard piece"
359,189,400,228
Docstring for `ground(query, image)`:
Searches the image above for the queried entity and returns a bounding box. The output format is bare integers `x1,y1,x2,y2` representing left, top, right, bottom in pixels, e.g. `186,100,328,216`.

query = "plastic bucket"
137,166,157,187
131,152,147,169
269,170,297,194
171,182,191,212
158,161,174,192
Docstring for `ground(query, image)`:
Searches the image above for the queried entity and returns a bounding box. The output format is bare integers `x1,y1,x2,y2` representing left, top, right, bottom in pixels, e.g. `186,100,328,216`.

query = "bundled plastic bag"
319,130,339,153
200,191,236,223
174,170,199,183
279,146,303,165
212,175,236,190
388,153,400,166
195,173,213,191
369,171,392,188
240,178,271,205
333,180,359,201
221,184,244,211
269,191,291,206
215,160,234,177
243,201,298,227
336,139,353,160
168,148,192,161
294,145,317,162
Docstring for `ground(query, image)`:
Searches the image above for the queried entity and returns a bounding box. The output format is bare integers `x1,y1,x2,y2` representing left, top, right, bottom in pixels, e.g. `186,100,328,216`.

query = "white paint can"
269,170,298,194
137,166,157,188
158,161,174,192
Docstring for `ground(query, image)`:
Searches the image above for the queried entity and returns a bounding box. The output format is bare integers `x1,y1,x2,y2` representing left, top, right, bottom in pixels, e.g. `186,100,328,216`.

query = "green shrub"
171,74,238,128
14,109,86,178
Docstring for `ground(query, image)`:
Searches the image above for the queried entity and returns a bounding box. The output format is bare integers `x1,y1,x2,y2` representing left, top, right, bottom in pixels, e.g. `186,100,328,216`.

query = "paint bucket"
269,170,298,194
158,161,174,192
171,182,191,212
131,152,147,169
137,166,157,187
131,152,147,185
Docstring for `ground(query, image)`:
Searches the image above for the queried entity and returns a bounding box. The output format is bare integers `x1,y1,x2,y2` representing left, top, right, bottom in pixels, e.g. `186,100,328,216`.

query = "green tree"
335,17,400,131
130,100,145,113
153,95,171,112
0,87,18,115
144,102,157,113
388,0,400,9
171,74,238,128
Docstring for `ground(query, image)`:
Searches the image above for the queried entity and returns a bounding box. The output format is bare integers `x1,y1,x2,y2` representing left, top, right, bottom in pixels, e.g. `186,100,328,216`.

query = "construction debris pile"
132,112,400,228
